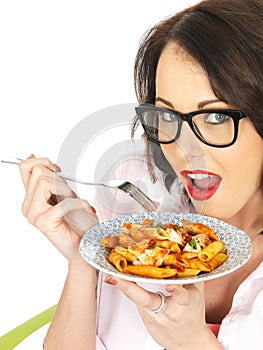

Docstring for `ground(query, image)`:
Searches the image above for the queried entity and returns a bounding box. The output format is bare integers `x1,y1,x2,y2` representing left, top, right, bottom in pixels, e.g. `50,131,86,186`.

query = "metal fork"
1,159,157,212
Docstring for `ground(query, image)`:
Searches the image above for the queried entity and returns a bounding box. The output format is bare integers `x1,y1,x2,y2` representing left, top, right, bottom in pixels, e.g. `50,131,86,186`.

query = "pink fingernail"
53,163,61,172
90,206,97,214
104,276,117,286
166,286,177,293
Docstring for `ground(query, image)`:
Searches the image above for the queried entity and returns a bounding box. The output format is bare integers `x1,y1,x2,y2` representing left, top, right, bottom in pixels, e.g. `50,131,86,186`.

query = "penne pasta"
123,265,178,278
100,218,228,279
181,252,198,259
198,241,225,262
207,253,229,270
163,253,186,271
108,249,128,272
115,246,138,263
176,269,201,277
186,257,211,272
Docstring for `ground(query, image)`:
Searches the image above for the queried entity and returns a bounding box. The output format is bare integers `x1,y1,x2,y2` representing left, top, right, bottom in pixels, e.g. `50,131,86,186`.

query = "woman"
19,0,263,349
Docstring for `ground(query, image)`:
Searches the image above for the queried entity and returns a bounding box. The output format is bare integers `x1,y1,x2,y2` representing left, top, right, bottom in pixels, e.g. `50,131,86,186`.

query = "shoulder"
219,261,263,349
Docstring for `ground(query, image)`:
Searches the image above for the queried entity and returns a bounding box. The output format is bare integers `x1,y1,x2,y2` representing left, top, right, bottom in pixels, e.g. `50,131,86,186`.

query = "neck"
226,191,263,238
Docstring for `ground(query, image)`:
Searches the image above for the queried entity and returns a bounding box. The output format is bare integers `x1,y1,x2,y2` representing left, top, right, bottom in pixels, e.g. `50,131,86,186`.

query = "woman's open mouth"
181,170,222,201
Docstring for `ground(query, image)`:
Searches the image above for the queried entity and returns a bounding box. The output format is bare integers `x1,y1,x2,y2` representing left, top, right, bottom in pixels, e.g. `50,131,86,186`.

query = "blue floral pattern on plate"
79,212,252,284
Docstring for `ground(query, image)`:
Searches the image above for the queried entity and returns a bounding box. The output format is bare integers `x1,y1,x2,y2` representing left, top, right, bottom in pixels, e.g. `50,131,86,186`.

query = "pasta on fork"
100,218,228,279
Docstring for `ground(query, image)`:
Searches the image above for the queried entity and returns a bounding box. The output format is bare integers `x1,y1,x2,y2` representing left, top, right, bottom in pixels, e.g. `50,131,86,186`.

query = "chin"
190,198,233,221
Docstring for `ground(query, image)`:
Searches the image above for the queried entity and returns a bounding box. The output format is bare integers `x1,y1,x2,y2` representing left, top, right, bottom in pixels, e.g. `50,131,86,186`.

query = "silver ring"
151,291,167,314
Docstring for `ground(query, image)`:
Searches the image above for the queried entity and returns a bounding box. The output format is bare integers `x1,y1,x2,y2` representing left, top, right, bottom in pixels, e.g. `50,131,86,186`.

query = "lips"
181,170,222,201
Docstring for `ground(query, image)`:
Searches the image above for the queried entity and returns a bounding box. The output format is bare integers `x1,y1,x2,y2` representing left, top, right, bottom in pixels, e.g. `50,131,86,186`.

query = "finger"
35,198,97,237
64,200,98,236
166,282,204,305
19,156,60,189
104,275,163,312
79,199,97,215
22,167,73,221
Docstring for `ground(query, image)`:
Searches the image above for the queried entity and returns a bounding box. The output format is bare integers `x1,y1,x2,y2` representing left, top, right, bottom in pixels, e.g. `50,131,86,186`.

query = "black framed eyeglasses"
135,103,246,148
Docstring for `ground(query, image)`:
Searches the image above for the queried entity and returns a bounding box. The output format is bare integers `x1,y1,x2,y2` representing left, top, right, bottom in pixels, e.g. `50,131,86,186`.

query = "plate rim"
79,212,252,284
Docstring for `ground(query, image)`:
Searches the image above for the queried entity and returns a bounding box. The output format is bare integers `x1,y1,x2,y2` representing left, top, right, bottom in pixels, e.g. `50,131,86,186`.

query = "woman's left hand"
104,276,221,350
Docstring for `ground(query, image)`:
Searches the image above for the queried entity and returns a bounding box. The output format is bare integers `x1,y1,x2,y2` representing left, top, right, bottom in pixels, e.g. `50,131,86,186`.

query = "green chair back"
0,305,56,349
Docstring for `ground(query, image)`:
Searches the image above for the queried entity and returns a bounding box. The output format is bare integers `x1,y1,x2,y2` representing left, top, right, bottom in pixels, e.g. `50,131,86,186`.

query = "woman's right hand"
19,155,99,264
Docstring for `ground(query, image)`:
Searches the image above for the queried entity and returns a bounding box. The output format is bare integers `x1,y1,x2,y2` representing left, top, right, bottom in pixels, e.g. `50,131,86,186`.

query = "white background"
0,1,199,348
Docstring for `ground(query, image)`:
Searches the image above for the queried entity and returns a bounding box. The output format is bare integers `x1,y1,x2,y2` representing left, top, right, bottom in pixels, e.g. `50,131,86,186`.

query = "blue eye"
161,112,177,122
205,113,230,124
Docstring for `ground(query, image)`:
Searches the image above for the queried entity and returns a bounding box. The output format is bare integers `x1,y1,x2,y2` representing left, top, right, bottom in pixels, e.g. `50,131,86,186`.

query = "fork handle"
1,159,21,165
58,173,112,188
1,160,112,188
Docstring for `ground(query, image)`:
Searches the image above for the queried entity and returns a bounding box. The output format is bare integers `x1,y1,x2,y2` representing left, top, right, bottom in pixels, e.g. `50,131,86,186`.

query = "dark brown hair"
133,0,263,190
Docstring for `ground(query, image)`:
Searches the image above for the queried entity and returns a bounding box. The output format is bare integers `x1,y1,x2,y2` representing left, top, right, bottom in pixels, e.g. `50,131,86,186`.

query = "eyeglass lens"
141,109,235,146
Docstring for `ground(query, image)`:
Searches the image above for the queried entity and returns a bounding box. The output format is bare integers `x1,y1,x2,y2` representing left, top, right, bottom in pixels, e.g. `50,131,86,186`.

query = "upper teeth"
188,174,212,180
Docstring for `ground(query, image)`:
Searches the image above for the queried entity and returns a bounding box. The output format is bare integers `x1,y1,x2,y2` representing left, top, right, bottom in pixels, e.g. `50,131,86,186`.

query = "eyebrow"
155,96,221,109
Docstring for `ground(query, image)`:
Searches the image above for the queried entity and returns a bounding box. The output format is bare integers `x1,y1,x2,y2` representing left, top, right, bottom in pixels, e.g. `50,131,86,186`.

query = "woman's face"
156,43,263,220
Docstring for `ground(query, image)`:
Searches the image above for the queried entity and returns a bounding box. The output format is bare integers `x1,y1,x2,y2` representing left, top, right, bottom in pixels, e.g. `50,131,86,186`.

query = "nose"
176,122,207,166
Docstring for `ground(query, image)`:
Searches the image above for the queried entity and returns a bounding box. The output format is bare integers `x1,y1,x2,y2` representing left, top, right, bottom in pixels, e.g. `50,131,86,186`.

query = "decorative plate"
79,212,252,284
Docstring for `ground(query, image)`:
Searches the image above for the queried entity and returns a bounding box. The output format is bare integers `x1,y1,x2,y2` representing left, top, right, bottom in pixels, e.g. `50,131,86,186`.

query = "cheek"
220,127,263,190
203,142,262,218
226,151,262,192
